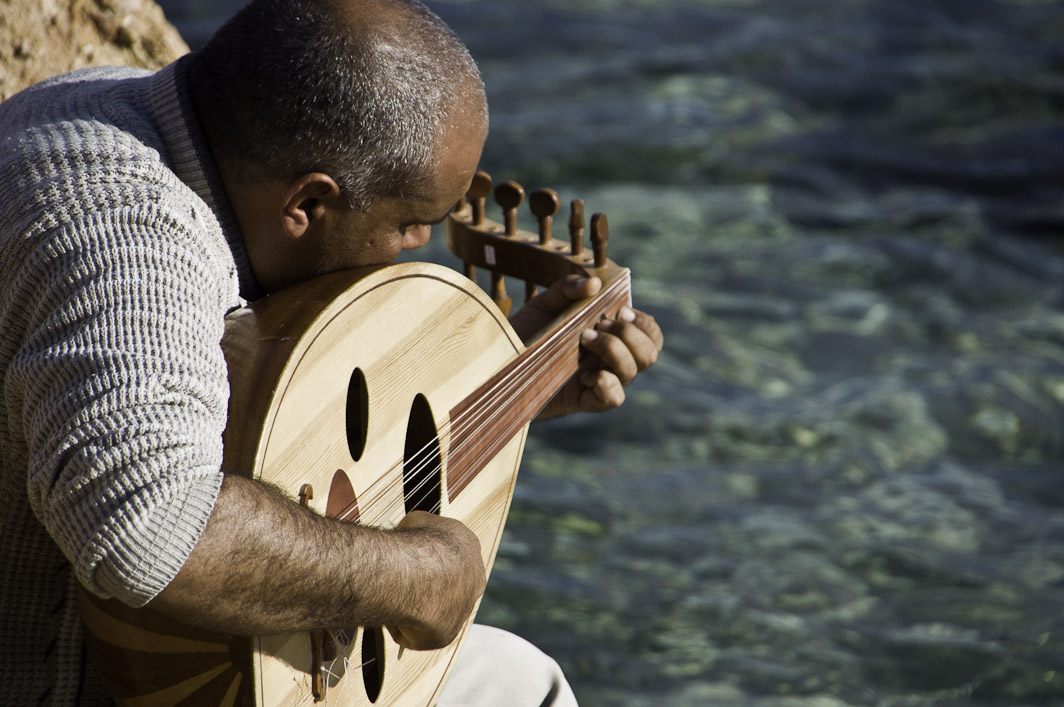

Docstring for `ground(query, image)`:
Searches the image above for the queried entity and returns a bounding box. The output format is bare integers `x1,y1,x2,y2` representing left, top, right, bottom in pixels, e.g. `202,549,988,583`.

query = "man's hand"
510,275,664,420
385,511,486,651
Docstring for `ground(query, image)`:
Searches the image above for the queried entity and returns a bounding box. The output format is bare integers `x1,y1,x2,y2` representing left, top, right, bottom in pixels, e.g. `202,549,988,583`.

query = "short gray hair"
188,0,485,211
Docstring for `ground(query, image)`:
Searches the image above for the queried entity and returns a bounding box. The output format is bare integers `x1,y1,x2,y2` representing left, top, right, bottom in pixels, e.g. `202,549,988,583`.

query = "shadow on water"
158,0,1064,704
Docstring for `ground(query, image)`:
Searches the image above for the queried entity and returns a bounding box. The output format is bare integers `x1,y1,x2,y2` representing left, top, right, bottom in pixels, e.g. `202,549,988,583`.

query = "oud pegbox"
446,170,621,316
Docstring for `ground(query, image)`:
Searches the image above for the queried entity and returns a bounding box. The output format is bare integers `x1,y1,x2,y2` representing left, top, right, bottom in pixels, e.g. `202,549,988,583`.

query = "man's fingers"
387,625,441,652
580,311,660,386
530,300,663,420
581,328,638,385
578,369,625,409
528,275,602,316
620,307,665,353
510,275,604,344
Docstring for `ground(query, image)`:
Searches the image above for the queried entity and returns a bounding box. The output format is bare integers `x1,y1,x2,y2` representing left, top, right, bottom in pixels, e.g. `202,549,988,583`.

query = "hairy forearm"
149,474,479,642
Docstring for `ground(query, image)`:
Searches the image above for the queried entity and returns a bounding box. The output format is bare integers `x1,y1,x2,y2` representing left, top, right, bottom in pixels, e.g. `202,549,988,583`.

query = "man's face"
284,119,486,288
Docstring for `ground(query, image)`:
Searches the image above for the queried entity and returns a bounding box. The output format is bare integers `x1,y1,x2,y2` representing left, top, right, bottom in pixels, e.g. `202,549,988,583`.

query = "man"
0,0,662,704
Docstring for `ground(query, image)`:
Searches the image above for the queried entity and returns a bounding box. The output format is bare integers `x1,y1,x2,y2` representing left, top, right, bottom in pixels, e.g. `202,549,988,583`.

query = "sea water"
160,1,1064,704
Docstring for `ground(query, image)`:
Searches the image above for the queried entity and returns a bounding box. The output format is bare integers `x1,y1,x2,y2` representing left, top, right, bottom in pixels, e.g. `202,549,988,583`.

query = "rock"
0,0,188,101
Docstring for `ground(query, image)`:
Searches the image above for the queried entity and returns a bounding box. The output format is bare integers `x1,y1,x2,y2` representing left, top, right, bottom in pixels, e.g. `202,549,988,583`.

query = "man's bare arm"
148,474,485,651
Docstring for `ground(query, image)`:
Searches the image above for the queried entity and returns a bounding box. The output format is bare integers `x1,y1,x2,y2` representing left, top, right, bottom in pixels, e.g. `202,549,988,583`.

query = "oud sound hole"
326,470,359,523
362,626,385,702
403,394,441,515
347,368,369,462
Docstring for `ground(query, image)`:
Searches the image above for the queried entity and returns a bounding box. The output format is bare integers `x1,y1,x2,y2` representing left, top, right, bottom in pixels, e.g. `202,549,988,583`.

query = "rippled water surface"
162,1,1064,704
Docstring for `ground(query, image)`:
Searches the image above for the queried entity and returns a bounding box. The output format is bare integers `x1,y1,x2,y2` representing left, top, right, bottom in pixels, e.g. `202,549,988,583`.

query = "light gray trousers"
438,625,579,707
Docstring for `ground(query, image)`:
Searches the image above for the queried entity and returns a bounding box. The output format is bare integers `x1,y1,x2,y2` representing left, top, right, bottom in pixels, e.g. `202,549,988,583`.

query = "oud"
77,171,631,706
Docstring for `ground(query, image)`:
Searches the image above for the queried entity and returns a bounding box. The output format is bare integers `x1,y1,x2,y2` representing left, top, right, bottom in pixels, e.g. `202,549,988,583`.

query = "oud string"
319,275,629,528
322,289,575,525
408,275,629,496
361,279,626,528
344,295,597,528
414,274,631,507
330,278,627,527
348,323,570,527
382,325,575,522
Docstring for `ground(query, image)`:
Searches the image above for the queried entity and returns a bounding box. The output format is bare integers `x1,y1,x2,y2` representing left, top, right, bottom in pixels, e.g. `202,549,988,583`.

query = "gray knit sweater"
0,58,259,705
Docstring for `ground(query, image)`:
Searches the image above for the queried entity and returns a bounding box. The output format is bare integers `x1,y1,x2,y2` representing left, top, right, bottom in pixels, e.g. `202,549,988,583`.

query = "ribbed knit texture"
0,60,256,705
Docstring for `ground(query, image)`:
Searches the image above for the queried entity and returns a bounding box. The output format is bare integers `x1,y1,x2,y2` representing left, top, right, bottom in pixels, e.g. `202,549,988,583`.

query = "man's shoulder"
19,64,148,92
0,64,162,158
0,64,174,192
0,64,149,115
0,62,211,259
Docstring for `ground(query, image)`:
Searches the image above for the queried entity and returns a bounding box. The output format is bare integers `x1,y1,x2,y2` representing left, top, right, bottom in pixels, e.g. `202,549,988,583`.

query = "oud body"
81,263,529,706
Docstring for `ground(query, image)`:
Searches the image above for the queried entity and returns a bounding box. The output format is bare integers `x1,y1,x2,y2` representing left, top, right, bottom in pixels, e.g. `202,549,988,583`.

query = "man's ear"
280,173,343,239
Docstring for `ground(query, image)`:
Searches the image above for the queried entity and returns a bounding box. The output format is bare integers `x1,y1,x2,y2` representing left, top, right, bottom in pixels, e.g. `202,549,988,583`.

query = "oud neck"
446,270,632,500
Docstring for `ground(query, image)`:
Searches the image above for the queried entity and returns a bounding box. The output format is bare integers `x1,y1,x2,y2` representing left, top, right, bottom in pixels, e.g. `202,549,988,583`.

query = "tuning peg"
467,171,493,226
491,272,511,316
494,181,525,236
528,188,559,246
568,199,584,257
590,212,609,268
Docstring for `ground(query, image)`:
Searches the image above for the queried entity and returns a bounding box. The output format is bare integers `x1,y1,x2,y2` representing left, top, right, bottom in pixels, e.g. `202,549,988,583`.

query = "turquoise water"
162,1,1064,704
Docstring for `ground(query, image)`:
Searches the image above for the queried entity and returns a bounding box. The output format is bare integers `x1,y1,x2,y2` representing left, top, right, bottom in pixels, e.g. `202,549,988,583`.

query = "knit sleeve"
12,202,231,608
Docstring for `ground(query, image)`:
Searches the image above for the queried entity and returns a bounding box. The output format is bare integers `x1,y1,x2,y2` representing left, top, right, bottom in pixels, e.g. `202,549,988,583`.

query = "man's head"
188,0,487,291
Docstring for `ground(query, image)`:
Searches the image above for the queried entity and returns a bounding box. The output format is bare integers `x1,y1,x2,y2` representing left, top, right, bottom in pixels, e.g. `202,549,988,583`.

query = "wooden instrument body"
234,262,529,706
80,263,528,706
